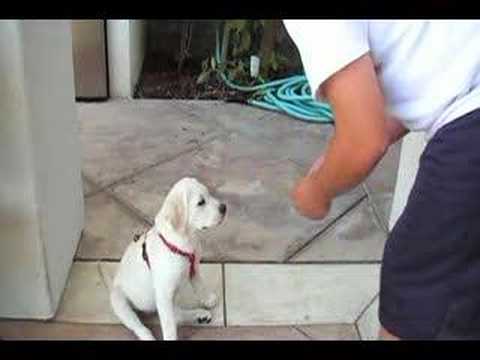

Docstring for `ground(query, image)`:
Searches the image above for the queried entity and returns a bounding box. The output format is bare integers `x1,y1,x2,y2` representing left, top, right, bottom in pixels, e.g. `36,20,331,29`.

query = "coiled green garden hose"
215,28,334,124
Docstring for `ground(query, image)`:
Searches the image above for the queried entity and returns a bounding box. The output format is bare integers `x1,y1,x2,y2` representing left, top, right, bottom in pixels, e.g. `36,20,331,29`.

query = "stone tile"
79,99,223,188
54,262,118,324
225,264,380,326
364,141,402,229
75,192,149,260
112,133,365,262
55,262,224,327
254,113,334,169
296,324,360,340
0,320,136,340
356,295,379,341
0,321,309,340
290,199,387,262
180,101,335,169
180,325,309,340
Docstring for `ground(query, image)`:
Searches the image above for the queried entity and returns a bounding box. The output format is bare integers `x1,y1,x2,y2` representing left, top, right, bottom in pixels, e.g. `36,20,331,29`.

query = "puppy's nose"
219,203,227,215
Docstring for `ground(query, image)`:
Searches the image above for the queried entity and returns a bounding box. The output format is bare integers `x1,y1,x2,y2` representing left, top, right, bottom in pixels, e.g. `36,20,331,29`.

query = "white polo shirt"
284,20,480,140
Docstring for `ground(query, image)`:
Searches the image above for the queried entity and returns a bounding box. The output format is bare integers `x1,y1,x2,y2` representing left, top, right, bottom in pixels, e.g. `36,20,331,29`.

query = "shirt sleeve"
283,20,370,99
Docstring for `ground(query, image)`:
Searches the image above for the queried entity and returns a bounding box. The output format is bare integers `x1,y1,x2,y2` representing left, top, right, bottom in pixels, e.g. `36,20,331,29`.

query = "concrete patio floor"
0,99,400,340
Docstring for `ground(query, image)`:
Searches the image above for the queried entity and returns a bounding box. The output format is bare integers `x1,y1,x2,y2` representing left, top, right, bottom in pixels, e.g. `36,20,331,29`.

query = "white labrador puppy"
111,177,227,340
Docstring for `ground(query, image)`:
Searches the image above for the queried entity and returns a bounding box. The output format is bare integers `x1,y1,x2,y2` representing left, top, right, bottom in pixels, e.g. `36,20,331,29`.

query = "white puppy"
110,177,227,340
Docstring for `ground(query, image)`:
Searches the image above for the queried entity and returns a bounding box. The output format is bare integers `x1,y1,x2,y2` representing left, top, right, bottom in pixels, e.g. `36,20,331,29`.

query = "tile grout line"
354,322,363,341
77,188,154,264
221,263,227,328
103,186,154,227
81,174,98,197
284,195,367,262
83,131,226,199
214,260,382,265
84,145,201,198
74,258,382,265
82,146,198,199
97,261,111,295
82,173,103,198
74,258,121,263
0,317,369,335
362,182,389,234
292,325,315,340
354,292,379,325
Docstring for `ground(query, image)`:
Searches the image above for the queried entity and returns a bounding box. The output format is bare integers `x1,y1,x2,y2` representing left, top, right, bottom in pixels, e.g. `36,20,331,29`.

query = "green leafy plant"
196,20,289,85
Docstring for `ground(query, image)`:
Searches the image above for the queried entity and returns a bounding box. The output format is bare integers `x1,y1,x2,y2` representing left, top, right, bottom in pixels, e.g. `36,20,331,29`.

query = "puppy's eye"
197,198,206,206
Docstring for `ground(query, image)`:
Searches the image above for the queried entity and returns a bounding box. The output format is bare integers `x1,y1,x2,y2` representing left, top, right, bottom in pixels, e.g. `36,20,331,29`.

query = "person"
284,20,480,340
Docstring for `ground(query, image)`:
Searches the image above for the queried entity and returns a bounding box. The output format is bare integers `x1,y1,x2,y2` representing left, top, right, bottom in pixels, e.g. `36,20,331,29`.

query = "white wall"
107,20,147,98
0,20,84,319
129,20,147,93
389,132,427,230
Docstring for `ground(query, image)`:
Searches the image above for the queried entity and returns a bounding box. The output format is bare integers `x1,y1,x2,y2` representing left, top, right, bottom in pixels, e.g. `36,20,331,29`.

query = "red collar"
158,232,196,278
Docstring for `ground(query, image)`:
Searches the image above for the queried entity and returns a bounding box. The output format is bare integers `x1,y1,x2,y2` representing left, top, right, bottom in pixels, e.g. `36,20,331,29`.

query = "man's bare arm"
291,53,399,219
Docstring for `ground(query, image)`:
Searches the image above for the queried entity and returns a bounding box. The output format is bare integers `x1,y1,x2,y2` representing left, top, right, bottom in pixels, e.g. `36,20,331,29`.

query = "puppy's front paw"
201,292,218,309
137,329,156,341
195,309,212,324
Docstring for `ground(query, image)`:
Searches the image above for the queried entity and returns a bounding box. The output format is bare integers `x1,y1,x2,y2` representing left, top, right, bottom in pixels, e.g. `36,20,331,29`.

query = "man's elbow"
370,137,389,160
336,137,388,185
357,136,389,170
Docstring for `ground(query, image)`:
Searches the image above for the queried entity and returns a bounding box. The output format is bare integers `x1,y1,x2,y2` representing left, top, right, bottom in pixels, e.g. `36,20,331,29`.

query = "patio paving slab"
224,264,380,326
296,324,360,340
0,321,137,340
178,325,309,340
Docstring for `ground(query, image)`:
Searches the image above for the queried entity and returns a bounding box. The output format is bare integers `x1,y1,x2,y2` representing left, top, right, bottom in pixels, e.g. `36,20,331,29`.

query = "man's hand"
291,154,331,220
291,175,331,220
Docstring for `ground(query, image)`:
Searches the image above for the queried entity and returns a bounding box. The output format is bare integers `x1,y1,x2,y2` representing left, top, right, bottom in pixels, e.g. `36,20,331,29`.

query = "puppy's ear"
156,183,189,232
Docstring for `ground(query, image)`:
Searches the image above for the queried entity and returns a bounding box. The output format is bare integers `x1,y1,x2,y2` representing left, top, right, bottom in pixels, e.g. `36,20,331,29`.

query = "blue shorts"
379,108,480,340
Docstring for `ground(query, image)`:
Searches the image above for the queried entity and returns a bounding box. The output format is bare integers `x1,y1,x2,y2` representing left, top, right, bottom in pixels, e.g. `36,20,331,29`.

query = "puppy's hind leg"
111,286,155,340
155,292,178,341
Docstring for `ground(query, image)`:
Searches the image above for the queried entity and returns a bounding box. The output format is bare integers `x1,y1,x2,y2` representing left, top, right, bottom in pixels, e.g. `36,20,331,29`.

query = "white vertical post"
107,19,147,98
389,132,427,230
